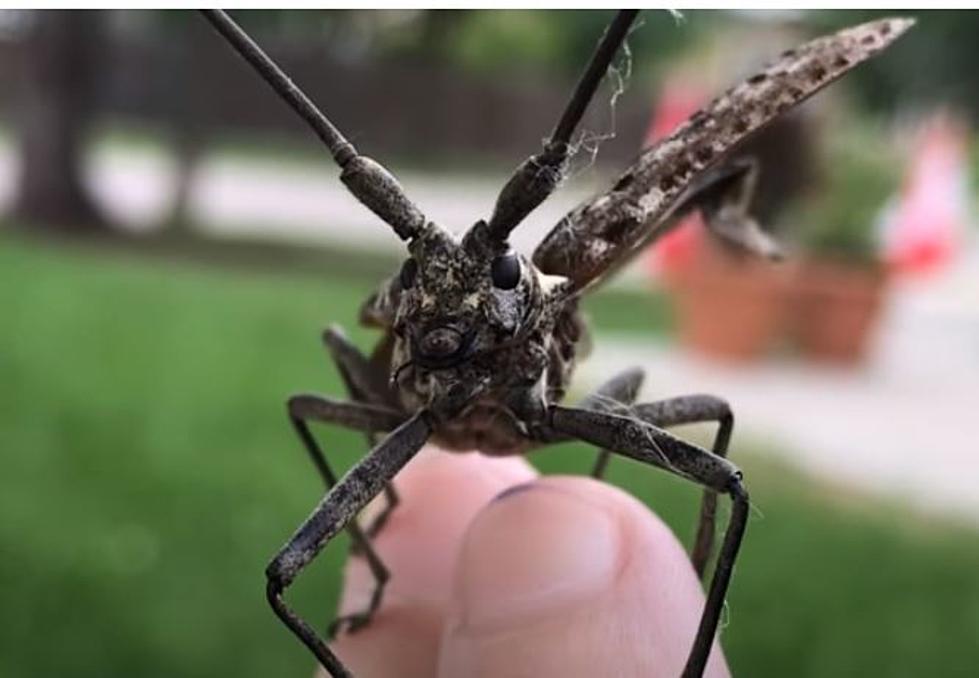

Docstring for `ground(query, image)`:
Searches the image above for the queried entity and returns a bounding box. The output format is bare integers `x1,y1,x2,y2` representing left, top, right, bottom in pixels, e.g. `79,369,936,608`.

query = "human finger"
437,476,731,678
327,447,539,677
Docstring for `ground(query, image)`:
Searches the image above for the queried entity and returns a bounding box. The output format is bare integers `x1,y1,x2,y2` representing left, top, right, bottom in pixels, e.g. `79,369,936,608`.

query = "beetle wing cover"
532,17,914,291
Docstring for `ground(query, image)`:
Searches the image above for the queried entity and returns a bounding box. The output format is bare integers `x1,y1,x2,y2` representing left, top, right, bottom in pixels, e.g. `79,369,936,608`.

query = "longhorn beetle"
202,9,912,677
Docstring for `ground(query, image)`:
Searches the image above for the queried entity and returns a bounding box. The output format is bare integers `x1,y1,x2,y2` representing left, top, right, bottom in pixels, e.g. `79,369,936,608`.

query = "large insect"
202,9,911,677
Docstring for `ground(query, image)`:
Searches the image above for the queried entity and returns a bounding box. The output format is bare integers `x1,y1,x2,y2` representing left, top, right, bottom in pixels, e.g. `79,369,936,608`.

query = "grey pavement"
583,289,979,523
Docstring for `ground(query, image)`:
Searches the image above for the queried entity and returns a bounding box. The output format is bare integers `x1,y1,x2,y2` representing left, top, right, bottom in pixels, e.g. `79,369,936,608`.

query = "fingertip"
438,476,730,678
450,477,623,634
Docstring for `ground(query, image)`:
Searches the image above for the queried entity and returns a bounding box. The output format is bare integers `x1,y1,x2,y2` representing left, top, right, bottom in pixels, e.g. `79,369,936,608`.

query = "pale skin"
320,446,730,678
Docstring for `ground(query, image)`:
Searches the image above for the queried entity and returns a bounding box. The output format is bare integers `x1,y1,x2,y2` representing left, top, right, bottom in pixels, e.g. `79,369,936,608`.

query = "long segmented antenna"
550,9,640,149
201,9,426,241
485,9,640,242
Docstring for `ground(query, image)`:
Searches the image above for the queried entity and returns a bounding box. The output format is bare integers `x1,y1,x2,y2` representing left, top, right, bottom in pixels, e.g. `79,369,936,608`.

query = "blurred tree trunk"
163,22,205,235
165,125,202,234
15,10,107,231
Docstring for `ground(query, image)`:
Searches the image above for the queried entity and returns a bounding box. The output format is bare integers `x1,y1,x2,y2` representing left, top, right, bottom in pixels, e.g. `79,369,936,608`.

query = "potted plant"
669,240,790,361
786,125,902,364
661,108,817,363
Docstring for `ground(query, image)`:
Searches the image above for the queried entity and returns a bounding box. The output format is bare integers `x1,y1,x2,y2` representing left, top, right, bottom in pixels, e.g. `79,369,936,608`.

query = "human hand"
322,446,730,677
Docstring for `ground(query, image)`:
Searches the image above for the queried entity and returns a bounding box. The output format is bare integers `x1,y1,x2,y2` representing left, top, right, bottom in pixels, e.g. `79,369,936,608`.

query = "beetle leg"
269,411,431,677
322,325,401,538
627,395,735,579
687,158,782,259
578,367,645,479
286,395,404,639
546,405,749,678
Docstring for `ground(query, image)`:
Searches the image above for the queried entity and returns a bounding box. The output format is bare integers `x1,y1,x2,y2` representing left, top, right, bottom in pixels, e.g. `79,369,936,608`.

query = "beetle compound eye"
399,258,418,289
491,253,521,290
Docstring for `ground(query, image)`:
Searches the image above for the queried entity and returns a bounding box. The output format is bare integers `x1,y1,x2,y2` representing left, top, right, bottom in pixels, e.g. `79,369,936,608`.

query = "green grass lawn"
1,235,977,678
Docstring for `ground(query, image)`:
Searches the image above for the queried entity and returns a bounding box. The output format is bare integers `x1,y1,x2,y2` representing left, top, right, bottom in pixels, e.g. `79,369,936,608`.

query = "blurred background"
1,9,978,678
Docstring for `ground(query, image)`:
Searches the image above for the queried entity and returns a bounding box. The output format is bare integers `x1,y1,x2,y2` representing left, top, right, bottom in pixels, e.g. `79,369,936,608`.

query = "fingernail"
456,483,621,632
491,481,535,502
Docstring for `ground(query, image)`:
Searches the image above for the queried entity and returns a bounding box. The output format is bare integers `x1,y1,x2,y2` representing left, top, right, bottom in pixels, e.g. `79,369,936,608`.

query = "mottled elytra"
201,9,912,678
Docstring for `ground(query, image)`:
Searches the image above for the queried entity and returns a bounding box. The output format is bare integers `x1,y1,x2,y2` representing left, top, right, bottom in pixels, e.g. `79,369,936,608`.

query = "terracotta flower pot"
787,258,888,364
668,246,789,362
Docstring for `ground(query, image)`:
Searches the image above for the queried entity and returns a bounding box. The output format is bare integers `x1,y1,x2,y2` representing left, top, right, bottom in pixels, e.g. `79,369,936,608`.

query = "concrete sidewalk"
581,263,979,524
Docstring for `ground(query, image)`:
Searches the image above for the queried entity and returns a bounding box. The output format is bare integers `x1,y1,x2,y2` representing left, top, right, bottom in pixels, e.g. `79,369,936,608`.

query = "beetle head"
391,220,547,412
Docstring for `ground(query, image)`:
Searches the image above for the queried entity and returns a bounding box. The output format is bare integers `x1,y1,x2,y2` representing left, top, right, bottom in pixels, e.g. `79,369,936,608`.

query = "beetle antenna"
201,9,426,241
485,9,640,242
